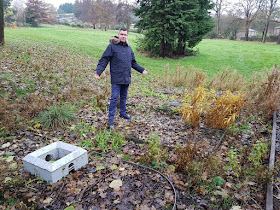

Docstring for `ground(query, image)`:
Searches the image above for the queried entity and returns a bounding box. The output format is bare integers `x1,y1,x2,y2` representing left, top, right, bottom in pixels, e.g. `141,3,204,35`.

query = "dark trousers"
108,84,129,120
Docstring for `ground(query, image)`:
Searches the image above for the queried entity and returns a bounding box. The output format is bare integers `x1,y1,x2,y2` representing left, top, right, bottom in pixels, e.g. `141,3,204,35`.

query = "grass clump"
162,65,207,88
36,104,76,129
79,128,125,153
208,69,245,91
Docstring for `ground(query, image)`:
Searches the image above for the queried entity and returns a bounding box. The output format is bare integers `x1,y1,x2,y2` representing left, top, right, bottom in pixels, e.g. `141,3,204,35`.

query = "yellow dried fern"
180,87,246,129
180,86,215,127
204,90,246,129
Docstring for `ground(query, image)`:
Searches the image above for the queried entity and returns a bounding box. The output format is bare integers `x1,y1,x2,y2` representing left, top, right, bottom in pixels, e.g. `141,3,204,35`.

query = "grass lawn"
5,25,280,79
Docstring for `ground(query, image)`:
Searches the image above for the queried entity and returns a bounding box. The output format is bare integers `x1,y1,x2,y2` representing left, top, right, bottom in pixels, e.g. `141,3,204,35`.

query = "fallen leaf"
4,152,15,156
9,162,18,169
167,165,175,172
34,123,41,129
2,142,11,148
4,177,12,183
113,199,120,204
214,189,229,198
109,179,122,189
43,197,52,204
6,156,14,162
110,165,118,170
96,166,105,171
246,181,256,186
100,192,107,198
64,206,75,210
230,206,242,210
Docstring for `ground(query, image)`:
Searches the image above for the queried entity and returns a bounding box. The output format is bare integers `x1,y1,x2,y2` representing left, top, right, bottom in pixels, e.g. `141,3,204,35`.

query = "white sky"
43,0,136,9
44,0,76,9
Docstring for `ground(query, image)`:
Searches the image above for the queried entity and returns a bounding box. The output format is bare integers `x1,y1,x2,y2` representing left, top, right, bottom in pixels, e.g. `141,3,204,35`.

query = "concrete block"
23,141,88,183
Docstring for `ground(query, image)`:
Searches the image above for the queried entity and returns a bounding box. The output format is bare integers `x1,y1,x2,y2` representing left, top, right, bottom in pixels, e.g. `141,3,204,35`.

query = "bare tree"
74,0,99,28
237,0,264,41
95,0,115,30
116,0,133,29
45,3,57,24
0,0,4,46
261,0,278,42
213,0,230,36
221,11,243,39
13,0,26,24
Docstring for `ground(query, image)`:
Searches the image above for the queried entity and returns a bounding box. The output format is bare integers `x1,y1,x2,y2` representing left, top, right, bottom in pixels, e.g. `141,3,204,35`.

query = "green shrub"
64,21,70,26
36,104,76,128
76,23,84,28
266,35,279,42
229,35,235,40
208,31,218,39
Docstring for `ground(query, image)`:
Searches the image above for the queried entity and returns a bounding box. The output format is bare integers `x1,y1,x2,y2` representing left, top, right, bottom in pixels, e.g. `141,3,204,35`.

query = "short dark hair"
119,28,127,32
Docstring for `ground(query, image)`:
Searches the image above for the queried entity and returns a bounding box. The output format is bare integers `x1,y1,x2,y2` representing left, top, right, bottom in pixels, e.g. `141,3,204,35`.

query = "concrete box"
23,141,88,183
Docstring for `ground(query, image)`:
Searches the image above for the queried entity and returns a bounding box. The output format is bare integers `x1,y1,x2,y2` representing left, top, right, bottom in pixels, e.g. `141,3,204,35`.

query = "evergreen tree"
135,0,214,57
59,3,74,13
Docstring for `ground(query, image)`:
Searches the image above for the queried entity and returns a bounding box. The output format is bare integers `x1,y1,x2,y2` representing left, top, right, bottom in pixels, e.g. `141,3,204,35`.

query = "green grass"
4,25,280,79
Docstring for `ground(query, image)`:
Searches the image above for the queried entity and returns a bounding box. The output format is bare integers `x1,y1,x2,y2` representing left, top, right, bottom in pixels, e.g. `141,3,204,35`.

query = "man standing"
95,28,148,127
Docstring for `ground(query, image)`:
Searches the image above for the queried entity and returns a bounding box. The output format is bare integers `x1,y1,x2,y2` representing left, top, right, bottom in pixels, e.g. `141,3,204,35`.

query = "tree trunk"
160,40,172,57
262,22,269,43
245,20,250,41
277,32,280,45
177,36,186,56
0,0,4,46
159,39,165,58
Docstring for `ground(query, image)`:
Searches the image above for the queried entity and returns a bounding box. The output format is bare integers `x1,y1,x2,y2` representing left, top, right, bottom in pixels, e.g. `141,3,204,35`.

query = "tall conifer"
135,0,214,57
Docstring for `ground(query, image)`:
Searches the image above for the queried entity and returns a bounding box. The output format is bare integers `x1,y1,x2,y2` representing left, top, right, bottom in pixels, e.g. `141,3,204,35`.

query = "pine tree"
135,0,214,57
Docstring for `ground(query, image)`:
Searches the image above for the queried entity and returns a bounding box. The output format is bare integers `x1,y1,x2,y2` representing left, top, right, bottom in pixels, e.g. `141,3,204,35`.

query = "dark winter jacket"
95,36,145,84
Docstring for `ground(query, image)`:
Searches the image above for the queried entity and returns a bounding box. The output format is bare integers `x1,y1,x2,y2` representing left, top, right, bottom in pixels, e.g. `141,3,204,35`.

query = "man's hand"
142,70,148,74
94,72,100,79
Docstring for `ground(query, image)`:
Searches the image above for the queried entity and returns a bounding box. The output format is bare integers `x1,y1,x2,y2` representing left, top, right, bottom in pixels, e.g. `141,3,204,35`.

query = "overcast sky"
44,0,136,9
44,0,75,9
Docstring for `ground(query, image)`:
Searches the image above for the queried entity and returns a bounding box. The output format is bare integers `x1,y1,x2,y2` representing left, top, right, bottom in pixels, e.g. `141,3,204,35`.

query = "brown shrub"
20,93,50,118
0,93,51,132
175,140,199,172
249,65,280,119
208,68,245,91
162,65,207,88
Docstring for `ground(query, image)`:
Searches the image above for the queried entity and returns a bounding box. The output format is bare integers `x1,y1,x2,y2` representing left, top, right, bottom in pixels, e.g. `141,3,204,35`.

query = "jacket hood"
110,36,130,46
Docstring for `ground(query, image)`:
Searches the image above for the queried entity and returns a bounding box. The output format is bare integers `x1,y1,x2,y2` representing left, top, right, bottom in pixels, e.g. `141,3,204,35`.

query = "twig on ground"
25,178,43,191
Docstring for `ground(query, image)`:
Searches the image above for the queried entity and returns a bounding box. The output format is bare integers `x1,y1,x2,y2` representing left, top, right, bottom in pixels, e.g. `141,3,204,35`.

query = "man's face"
118,30,128,42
